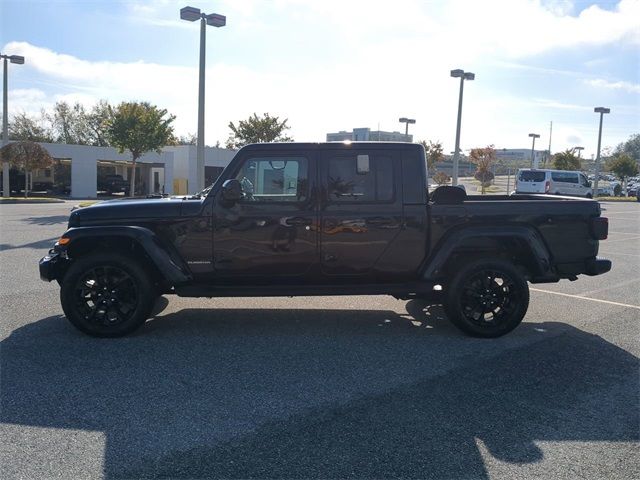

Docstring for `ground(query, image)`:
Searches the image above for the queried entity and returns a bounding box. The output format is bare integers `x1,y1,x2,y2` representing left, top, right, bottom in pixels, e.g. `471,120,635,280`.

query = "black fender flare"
61,226,192,285
422,225,554,280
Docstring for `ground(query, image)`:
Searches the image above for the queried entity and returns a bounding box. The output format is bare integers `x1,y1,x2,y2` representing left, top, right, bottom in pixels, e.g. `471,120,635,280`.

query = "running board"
175,282,437,298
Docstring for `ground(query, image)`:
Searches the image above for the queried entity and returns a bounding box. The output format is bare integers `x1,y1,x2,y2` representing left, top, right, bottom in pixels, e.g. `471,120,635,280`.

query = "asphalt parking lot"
1,200,638,479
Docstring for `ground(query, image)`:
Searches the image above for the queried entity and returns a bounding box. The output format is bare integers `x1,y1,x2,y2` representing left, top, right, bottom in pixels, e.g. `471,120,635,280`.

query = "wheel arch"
422,225,555,282
61,226,191,290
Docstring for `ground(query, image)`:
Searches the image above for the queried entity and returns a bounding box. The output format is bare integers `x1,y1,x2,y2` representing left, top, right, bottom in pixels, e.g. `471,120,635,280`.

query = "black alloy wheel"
74,266,138,327
61,253,157,337
444,259,529,338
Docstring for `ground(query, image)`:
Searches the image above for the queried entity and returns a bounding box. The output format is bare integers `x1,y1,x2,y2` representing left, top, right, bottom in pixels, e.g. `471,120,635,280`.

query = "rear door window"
519,171,546,182
327,155,394,203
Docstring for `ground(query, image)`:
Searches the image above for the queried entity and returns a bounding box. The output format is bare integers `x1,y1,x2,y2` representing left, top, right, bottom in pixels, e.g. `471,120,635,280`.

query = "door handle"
285,217,312,226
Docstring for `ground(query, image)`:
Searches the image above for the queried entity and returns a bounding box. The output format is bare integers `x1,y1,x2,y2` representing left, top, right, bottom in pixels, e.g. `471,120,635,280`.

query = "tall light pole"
528,133,540,168
180,6,226,192
398,117,416,140
1,53,25,198
593,107,610,198
450,69,475,185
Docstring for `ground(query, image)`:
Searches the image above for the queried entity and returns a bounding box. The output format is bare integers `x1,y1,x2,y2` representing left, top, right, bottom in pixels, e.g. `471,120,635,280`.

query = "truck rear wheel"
60,252,157,337
444,259,529,338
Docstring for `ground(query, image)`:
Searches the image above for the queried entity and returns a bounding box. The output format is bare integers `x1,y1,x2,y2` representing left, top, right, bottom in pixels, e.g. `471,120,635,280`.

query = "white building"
495,148,547,167
5,142,237,198
327,127,412,143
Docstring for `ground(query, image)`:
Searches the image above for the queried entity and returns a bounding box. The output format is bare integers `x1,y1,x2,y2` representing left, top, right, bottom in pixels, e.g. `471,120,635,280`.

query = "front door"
212,152,318,280
319,148,403,279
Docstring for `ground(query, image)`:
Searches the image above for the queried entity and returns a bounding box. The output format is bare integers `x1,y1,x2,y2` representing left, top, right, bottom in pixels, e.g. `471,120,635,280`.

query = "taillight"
590,217,608,240
545,180,550,193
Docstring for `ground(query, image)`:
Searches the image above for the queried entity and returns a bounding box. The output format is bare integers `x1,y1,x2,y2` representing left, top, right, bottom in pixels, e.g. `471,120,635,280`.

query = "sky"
1,0,639,158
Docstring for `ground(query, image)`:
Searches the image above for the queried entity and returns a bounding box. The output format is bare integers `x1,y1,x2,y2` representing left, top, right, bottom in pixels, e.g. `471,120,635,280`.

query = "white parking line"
600,251,640,258
608,231,640,235
530,288,640,310
578,278,640,297
603,236,640,243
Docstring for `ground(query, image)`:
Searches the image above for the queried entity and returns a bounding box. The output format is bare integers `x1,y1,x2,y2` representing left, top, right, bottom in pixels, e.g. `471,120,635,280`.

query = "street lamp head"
206,13,226,27
450,69,464,78
463,72,475,81
406,118,416,124
180,6,201,21
9,55,25,64
528,133,540,139
594,107,610,114
398,117,408,123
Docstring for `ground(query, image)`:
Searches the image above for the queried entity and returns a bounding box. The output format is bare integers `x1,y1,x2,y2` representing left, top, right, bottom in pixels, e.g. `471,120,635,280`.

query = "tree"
552,150,581,171
432,171,451,186
226,113,293,149
607,153,639,188
175,133,197,145
50,101,92,145
469,145,496,194
8,111,54,142
85,100,114,147
420,140,444,170
107,102,175,196
0,141,53,197
614,133,640,161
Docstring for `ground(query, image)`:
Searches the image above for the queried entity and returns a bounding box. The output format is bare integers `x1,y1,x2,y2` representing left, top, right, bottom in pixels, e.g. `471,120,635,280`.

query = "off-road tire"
60,252,157,337
444,259,529,338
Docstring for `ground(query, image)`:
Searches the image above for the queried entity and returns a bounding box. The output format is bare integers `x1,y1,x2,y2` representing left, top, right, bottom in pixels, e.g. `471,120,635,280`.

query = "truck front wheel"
444,259,529,338
60,253,157,337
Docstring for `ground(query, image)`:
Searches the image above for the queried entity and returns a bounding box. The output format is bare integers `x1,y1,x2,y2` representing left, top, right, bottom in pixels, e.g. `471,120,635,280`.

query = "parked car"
40,142,611,339
98,174,129,195
515,169,592,198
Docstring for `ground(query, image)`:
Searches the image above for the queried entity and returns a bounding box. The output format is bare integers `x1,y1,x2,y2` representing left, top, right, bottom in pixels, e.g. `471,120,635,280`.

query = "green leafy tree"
108,102,175,196
552,150,581,171
175,133,198,145
469,145,496,194
614,133,640,160
420,140,444,170
85,100,114,147
226,113,293,149
607,153,639,188
0,141,53,197
50,101,83,144
8,111,54,142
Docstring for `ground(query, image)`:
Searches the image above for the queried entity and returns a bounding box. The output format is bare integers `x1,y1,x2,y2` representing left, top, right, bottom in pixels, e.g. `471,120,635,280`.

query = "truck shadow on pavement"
2,306,638,479
22,215,70,226
0,237,58,251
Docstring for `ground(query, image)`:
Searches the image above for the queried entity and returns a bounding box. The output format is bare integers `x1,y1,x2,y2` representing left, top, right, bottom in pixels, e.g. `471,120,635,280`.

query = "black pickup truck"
39,142,611,338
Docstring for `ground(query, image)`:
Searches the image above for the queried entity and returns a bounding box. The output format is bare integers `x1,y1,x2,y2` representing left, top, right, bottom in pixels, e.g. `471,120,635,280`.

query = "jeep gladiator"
39,142,611,338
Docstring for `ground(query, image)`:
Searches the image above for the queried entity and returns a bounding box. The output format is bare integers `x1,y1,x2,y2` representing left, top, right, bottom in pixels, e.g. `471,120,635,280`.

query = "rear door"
517,170,547,193
319,147,403,279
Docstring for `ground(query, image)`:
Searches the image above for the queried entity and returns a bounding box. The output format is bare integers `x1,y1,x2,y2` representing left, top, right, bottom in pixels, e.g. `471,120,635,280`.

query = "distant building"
495,148,546,167
327,127,412,143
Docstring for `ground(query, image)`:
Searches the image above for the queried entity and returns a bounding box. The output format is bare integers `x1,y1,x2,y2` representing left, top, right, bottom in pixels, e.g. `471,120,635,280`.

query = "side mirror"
222,179,243,203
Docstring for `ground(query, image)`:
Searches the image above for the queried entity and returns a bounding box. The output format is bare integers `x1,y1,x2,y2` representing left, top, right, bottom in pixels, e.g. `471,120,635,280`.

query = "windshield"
519,171,546,182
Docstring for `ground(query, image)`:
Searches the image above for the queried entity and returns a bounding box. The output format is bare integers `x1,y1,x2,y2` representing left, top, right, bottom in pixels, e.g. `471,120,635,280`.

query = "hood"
69,197,204,226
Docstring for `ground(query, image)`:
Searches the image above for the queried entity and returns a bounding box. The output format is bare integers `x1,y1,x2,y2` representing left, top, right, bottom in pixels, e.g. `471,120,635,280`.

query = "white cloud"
3,0,639,156
585,78,640,94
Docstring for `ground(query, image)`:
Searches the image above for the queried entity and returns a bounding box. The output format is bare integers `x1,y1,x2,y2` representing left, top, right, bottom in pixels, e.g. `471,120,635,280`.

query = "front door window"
235,157,308,203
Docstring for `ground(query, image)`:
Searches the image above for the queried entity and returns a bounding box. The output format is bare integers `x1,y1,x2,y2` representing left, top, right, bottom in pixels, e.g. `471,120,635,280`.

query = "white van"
516,169,592,198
